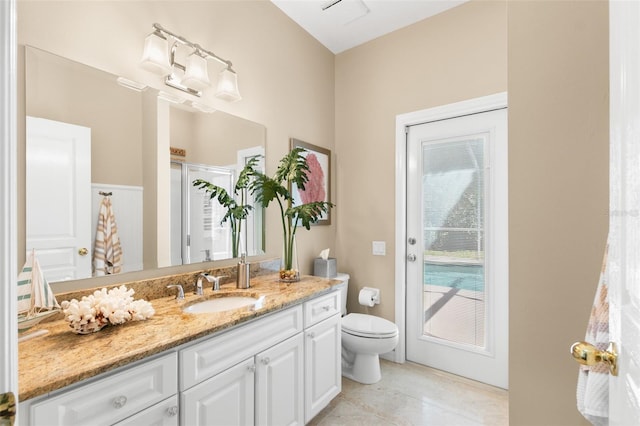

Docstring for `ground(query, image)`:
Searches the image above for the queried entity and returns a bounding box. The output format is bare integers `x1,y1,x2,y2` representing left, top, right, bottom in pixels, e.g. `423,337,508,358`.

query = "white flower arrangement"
60,285,155,334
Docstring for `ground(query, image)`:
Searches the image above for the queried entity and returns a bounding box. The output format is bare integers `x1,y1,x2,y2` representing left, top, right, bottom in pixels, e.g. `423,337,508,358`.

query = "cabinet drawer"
30,352,178,426
114,395,179,426
304,291,340,328
180,306,303,390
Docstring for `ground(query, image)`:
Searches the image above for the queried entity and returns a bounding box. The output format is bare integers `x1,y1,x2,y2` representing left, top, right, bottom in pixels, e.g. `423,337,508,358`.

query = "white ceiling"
271,0,468,54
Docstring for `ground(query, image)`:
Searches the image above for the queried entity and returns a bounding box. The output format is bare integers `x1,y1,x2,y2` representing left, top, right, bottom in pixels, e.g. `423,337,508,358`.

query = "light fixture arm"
152,23,235,72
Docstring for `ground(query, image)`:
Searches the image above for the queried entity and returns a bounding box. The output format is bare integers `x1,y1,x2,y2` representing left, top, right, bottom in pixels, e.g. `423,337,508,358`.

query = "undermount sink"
183,294,263,314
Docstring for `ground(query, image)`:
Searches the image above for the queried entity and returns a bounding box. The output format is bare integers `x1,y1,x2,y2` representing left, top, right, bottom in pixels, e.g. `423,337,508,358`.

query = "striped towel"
576,243,609,426
93,196,123,276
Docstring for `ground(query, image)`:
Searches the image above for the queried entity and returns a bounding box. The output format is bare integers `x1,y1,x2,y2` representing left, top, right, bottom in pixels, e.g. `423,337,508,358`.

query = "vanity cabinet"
182,333,305,426
26,352,178,426
303,291,342,423
180,291,340,426
180,306,305,426
19,288,341,426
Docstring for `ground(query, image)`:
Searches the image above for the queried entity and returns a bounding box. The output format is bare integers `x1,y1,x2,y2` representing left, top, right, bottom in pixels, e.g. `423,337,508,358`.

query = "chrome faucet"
198,273,228,291
211,275,228,291
167,284,184,300
196,273,214,295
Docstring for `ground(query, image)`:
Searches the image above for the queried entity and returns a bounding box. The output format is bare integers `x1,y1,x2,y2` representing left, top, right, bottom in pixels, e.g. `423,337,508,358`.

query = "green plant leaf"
287,201,334,229
274,147,310,190
192,179,234,208
250,172,289,208
235,156,259,195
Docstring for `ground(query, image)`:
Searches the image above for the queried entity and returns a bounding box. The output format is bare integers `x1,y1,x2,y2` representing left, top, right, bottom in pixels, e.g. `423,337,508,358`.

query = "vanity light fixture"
140,23,241,101
215,66,242,102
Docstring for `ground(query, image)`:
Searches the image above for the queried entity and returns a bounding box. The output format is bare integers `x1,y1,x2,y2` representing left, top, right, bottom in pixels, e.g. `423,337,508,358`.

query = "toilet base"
342,350,382,384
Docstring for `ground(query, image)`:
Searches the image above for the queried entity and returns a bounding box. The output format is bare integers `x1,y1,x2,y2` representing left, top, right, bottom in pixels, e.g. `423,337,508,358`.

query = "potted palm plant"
193,157,259,259
250,147,333,281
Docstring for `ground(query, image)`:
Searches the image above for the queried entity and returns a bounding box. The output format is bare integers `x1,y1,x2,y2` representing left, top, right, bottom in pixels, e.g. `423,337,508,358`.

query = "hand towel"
576,243,609,426
93,196,123,276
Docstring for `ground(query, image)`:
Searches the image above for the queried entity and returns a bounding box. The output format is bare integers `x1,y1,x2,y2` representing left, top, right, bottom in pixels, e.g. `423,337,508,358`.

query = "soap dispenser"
236,253,250,289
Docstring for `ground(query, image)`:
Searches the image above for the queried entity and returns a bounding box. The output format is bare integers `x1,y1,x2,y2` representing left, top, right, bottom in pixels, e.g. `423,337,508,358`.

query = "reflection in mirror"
168,104,265,265
24,46,266,284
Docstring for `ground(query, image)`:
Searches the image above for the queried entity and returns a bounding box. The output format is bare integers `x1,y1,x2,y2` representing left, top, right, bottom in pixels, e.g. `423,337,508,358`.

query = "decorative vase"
280,235,300,282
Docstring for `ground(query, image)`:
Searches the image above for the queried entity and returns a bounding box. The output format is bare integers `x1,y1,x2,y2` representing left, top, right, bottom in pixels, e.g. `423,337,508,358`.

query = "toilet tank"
334,273,350,316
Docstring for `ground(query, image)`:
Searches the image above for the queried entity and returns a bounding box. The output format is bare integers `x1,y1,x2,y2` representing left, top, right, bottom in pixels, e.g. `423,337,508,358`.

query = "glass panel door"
422,138,486,348
406,107,508,389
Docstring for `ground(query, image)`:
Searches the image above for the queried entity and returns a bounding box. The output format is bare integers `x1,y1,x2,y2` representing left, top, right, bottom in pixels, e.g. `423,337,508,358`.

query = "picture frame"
290,138,331,225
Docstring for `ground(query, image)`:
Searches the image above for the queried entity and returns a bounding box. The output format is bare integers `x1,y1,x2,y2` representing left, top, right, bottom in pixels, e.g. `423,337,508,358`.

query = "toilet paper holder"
360,287,380,305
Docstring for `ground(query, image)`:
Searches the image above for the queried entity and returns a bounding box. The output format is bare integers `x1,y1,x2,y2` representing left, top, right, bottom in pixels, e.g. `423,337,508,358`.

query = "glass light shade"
182,53,211,91
215,68,242,102
140,32,171,75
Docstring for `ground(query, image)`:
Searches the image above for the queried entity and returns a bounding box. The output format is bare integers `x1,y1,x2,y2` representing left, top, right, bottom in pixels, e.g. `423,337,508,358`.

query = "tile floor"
309,359,508,426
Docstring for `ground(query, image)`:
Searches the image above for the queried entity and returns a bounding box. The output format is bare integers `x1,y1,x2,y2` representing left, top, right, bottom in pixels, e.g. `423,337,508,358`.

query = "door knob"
407,254,417,262
571,341,618,376
78,247,88,256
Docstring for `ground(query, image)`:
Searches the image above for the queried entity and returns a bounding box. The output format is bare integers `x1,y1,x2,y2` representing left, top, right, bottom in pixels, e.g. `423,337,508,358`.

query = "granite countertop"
18,274,339,401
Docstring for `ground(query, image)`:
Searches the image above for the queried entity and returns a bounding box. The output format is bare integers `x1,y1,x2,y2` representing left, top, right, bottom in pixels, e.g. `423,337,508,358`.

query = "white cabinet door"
255,333,304,426
114,395,179,426
304,314,341,423
181,357,255,426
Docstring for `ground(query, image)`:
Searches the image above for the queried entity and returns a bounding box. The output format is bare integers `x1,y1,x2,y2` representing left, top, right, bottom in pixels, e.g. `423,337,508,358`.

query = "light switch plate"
372,241,386,256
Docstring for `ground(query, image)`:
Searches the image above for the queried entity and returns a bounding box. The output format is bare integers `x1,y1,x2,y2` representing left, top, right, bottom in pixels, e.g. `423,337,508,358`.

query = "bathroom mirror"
23,45,266,283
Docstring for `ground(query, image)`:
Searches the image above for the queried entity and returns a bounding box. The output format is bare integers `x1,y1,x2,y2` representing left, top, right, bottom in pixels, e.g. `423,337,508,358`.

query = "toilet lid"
342,313,398,338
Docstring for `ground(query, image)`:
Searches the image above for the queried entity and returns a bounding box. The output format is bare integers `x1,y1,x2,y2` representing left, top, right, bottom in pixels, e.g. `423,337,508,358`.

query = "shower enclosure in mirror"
23,45,266,284
170,152,265,265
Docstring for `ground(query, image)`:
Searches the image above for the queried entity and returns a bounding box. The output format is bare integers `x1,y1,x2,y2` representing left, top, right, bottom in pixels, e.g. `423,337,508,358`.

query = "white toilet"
335,273,399,384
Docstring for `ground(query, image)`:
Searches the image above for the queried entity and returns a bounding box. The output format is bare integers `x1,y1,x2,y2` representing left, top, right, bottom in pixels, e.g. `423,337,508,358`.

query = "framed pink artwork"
290,138,331,225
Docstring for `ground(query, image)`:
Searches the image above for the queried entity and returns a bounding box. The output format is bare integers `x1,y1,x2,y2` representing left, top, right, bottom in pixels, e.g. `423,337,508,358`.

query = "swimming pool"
424,263,485,292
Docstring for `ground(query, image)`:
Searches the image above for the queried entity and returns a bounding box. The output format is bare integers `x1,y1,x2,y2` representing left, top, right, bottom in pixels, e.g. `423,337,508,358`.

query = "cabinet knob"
308,331,316,339
322,305,330,311
113,395,127,409
247,364,256,372
261,357,270,365
166,406,179,417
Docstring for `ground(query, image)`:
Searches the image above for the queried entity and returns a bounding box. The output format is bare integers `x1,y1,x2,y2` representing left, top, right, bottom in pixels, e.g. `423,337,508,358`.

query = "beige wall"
25,47,143,187
335,0,507,319
508,1,609,424
17,0,336,276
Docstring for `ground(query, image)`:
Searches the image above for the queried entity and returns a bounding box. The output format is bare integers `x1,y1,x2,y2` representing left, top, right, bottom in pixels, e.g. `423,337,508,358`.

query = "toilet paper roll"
358,288,376,307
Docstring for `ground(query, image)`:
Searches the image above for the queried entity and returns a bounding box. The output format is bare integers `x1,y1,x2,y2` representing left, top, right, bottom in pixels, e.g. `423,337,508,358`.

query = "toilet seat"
342,313,398,339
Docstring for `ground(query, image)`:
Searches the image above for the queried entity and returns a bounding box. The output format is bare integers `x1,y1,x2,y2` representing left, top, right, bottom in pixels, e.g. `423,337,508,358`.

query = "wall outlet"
372,241,386,256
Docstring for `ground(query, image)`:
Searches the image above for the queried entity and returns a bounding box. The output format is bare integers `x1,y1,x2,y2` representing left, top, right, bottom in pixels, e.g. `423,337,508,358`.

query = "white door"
256,333,304,426
405,104,508,389
181,357,255,426
1,0,17,421
608,0,640,422
26,116,91,282
304,314,341,423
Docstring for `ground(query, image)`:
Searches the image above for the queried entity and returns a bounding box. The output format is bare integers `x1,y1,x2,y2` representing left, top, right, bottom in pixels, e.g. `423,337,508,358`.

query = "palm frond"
286,201,334,230
274,147,310,190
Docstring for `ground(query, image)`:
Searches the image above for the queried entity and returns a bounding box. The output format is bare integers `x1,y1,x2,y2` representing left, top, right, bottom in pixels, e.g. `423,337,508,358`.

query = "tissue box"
313,258,337,278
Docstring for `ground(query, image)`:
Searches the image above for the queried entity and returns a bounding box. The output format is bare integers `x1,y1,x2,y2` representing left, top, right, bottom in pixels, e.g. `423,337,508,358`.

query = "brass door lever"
571,341,618,376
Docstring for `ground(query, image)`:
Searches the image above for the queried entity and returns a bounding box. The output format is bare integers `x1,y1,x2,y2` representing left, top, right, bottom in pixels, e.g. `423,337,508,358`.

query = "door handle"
78,247,89,256
0,391,16,425
407,254,417,262
570,341,618,376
